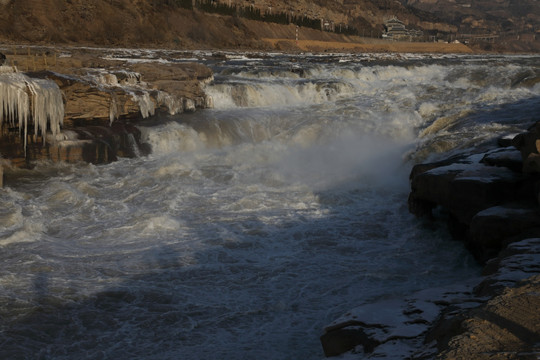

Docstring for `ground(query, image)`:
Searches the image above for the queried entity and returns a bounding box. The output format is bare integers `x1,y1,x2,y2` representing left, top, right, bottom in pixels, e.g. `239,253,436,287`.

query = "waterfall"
126,133,141,157
0,69,64,150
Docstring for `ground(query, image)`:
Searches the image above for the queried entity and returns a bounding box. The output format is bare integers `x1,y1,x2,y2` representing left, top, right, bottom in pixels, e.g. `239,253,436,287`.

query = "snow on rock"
476,238,540,295
408,147,530,230
320,282,485,358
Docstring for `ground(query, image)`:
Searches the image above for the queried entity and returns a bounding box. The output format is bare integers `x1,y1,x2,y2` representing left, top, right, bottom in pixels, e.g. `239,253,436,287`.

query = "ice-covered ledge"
0,49,214,171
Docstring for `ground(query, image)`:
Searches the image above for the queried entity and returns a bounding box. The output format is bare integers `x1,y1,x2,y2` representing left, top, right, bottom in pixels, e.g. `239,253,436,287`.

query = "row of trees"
154,0,360,35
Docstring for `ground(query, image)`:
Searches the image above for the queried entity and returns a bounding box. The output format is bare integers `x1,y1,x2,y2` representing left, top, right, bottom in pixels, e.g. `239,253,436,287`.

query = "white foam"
208,80,356,109
140,122,207,154
0,220,44,246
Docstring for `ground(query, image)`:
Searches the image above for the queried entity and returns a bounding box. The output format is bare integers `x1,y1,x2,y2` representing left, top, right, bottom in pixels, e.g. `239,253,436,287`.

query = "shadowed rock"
409,151,532,225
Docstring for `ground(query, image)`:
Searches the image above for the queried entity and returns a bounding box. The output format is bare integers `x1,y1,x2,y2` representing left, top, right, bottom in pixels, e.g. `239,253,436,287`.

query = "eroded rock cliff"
0,48,213,169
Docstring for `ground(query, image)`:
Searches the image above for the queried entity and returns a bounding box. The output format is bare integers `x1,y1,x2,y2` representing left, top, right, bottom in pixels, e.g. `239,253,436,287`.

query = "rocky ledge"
321,122,540,358
0,48,213,173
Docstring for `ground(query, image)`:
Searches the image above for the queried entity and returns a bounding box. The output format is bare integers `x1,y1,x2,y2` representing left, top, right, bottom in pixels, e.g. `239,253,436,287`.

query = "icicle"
131,91,155,118
0,65,16,74
157,91,184,115
126,133,141,157
0,73,30,149
183,98,196,113
0,72,64,152
26,78,64,144
109,94,118,125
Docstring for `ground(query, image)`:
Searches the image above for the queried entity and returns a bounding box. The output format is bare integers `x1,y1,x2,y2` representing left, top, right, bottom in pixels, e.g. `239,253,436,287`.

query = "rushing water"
1,51,539,359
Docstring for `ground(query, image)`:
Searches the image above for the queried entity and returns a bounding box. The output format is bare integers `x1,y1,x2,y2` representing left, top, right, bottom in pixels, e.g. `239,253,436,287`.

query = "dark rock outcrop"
406,122,540,359
512,122,540,173
408,142,540,263
322,122,540,358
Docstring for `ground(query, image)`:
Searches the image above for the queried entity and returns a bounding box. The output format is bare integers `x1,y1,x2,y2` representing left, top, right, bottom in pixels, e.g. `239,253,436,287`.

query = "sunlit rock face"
0,52,214,167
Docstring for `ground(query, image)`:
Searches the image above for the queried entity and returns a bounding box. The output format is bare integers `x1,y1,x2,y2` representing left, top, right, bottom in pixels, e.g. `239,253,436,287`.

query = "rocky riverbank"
321,122,540,358
0,47,213,173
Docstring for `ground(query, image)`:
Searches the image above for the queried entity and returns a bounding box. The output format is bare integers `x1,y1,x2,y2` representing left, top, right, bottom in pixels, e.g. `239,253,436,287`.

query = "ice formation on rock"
156,91,184,115
87,69,204,119
27,79,64,140
89,70,142,88
0,65,15,74
0,70,64,149
131,91,155,118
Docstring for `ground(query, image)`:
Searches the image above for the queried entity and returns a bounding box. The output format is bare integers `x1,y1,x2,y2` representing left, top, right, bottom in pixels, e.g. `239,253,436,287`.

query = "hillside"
0,0,537,52
403,0,540,52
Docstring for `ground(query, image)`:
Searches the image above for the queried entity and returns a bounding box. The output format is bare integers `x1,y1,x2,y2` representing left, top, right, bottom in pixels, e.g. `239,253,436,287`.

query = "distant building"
383,17,407,37
382,17,423,40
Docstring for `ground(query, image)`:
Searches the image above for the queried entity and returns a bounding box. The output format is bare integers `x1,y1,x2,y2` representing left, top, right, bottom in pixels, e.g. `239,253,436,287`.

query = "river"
1,51,539,359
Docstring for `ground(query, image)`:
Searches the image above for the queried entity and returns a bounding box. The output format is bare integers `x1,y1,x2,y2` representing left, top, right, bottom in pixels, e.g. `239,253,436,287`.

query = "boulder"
512,122,540,173
468,205,540,262
408,135,540,265
476,238,540,296
437,277,540,360
320,324,378,357
409,151,532,225
0,52,5,66
401,125,540,360
28,70,145,125
480,148,523,173
421,238,540,360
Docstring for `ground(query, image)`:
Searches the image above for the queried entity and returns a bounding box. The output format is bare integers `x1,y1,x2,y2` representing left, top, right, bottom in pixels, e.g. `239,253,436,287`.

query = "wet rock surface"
408,144,540,263
411,124,540,359
434,240,540,360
